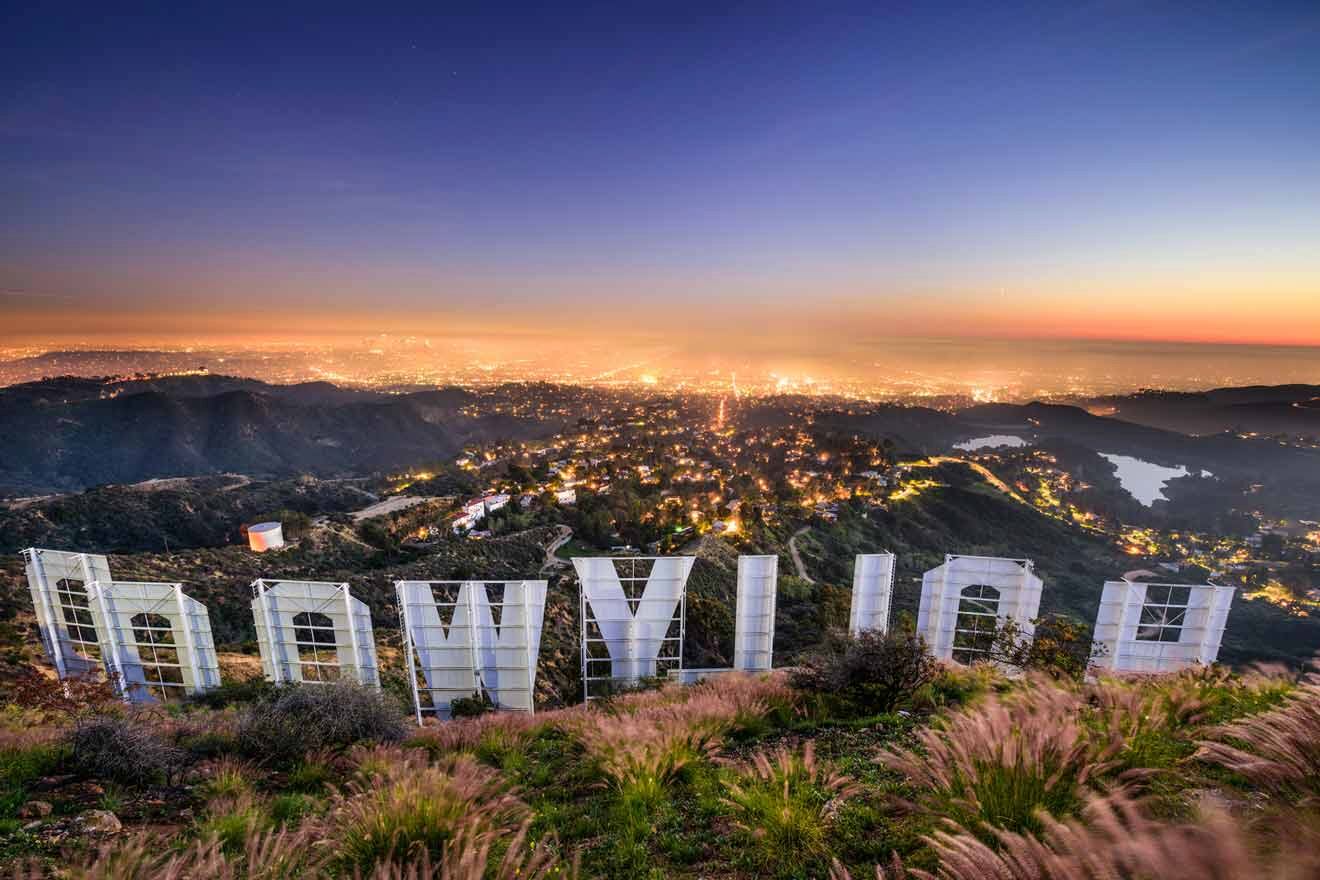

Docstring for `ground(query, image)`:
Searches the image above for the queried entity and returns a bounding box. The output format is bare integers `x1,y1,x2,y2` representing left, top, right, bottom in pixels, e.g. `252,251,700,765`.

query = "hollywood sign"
22,547,1234,718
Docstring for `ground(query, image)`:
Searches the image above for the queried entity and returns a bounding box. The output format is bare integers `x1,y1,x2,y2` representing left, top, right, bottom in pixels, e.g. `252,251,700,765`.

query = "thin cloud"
0,289,78,301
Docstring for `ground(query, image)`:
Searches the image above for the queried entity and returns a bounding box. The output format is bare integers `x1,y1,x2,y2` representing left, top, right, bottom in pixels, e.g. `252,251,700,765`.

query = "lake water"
1100,453,1196,506
955,434,1028,451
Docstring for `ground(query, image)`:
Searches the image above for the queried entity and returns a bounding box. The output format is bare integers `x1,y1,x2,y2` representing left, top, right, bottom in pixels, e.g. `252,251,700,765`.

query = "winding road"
542,525,573,572
788,526,814,584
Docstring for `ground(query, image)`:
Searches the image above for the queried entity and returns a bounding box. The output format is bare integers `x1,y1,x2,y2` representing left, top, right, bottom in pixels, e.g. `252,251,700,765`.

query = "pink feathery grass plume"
722,740,862,872
1195,678,1320,802
408,710,547,757
312,753,528,873
877,675,1120,835
831,791,1320,880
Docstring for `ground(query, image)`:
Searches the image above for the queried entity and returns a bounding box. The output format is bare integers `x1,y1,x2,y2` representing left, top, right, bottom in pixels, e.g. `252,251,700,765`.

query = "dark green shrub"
179,729,239,760
66,716,186,786
449,693,493,719
791,628,939,716
986,615,1097,681
235,682,407,766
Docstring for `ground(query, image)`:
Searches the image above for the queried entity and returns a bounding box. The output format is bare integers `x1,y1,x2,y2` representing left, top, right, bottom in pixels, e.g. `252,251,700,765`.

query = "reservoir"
1100,453,1193,506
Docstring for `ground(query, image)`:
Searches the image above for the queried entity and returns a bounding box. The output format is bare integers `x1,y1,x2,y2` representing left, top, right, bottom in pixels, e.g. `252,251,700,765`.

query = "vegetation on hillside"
1,625,1316,878
0,476,375,555
3,455,1319,715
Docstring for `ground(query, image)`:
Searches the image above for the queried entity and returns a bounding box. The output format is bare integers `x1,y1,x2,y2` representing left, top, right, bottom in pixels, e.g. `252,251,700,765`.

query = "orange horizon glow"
4,286,1318,350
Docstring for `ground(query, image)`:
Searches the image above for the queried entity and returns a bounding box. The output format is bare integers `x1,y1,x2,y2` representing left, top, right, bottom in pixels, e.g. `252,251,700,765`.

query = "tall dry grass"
22,819,570,880
348,743,430,782
694,670,799,730
24,827,330,879
1082,663,1297,781
407,711,546,758
722,741,861,872
311,753,526,872
830,792,1320,880
560,672,788,802
33,750,567,879
1083,674,1208,778
564,702,725,804
365,820,575,880
200,755,257,799
877,676,1120,834
1195,678,1320,802
0,711,64,752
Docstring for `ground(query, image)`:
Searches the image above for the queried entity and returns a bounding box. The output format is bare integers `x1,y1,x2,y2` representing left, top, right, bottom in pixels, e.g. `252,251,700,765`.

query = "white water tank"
247,521,285,552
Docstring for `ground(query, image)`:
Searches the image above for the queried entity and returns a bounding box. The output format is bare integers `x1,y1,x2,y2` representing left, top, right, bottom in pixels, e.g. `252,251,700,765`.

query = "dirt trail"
788,526,814,583
542,525,573,572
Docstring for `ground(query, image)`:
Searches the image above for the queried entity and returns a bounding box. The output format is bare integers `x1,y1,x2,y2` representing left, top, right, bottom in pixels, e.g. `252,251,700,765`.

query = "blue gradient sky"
3,1,1319,344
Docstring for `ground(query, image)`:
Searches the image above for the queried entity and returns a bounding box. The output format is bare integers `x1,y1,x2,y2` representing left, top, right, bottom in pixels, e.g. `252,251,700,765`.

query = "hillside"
1,638,1316,878
777,462,1320,667
5,458,1316,715
0,377,562,494
951,401,1320,524
1087,384,1320,437
0,476,380,555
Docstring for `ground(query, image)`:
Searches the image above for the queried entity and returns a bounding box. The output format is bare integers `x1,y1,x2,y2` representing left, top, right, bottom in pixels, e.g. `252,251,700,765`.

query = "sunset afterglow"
3,3,1318,357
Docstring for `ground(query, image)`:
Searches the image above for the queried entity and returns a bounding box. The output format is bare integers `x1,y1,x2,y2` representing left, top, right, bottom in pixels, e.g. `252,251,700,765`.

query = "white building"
917,555,1044,663
453,497,493,534
556,488,577,505
483,493,511,513
247,521,285,552
1091,576,1234,673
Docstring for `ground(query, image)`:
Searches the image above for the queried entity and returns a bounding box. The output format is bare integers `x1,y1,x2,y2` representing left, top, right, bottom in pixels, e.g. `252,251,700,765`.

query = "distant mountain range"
3,376,1319,529
958,399,1319,479
1085,385,1320,438
0,376,562,494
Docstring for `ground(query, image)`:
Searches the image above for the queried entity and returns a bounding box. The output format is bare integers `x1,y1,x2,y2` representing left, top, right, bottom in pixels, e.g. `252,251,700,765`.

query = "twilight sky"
2,1,1319,346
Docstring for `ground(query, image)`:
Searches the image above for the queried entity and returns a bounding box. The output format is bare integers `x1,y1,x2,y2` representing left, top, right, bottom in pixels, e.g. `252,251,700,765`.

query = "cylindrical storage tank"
247,521,285,552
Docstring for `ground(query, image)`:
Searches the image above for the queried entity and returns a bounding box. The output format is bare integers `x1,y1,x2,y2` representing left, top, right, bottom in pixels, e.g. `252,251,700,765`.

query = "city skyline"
3,2,1319,349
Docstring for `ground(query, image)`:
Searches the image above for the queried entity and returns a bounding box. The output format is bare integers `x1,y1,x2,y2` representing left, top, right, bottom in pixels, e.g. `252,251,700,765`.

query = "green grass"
0,823,45,864
0,743,65,821
2,666,1306,878
269,792,317,826
198,797,269,854
0,744,63,865
202,760,253,800
723,781,834,876
98,783,128,814
960,759,1082,837
285,758,333,793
